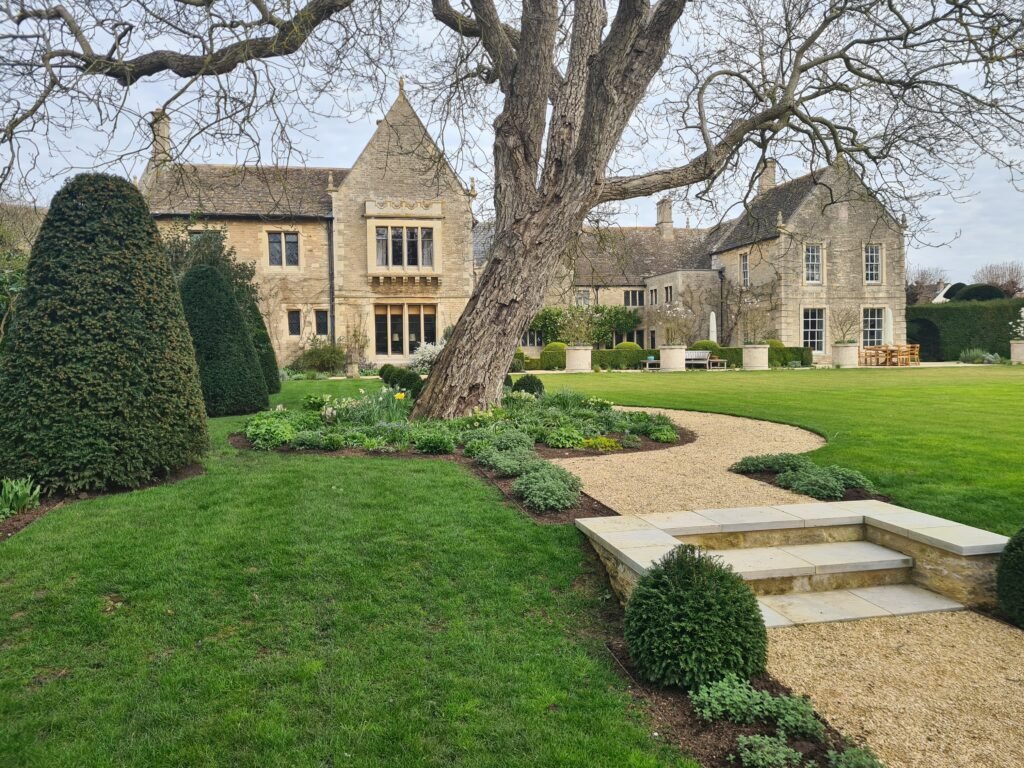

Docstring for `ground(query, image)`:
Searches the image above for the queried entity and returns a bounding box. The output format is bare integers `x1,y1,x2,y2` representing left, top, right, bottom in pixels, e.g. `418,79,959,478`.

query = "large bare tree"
3,0,1024,417
973,261,1024,297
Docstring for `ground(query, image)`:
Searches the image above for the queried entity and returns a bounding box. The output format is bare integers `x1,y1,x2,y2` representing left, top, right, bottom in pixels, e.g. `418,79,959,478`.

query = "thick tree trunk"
411,211,580,419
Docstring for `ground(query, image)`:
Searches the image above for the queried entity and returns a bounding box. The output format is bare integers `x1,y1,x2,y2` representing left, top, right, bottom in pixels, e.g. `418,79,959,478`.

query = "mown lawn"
537,366,1024,535
0,381,692,768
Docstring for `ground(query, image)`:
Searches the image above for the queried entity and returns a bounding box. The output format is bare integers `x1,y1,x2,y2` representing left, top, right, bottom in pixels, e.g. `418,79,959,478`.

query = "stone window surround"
265,228,301,268
801,305,827,354
803,241,826,285
649,287,658,305
740,252,750,288
863,241,885,285
374,302,438,357
862,305,884,347
623,289,645,307
364,200,444,276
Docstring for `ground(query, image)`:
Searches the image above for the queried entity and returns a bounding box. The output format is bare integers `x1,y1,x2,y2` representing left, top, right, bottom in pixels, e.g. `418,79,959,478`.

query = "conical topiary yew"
0,173,208,494
181,263,269,417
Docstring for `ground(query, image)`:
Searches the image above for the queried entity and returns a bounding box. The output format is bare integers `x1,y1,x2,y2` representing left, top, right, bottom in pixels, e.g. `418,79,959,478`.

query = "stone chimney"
656,197,674,240
151,108,171,165
758,159,777,195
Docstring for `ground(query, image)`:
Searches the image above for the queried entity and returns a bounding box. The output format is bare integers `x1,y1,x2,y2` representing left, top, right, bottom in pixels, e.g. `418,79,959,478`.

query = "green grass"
0,380,692,768
536,366,1024,535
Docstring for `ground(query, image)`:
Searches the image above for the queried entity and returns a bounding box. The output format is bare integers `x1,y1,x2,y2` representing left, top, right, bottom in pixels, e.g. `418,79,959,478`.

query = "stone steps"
708,541,913,595
576,500,1009,625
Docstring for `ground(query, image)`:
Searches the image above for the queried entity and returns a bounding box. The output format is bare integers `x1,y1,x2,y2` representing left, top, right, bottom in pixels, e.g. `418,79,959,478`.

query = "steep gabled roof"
140,164,348,219
705,169,827,254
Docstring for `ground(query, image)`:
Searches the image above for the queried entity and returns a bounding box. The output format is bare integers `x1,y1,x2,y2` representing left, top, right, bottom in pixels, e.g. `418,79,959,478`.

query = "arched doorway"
907,318,942,361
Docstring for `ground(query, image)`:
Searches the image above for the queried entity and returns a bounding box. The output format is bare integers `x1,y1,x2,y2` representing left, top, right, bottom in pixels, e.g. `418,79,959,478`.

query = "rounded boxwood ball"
0,173,208,494
997,527,1024,627
624,545,767,690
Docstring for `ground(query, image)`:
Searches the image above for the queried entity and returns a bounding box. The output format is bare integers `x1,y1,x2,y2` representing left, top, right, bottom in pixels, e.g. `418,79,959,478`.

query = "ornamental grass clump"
624,545,767,691
996,526,1024,627
0,173,207,494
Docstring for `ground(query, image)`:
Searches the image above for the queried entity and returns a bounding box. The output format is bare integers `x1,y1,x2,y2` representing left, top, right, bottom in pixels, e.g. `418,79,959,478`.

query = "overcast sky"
27,93,1022,284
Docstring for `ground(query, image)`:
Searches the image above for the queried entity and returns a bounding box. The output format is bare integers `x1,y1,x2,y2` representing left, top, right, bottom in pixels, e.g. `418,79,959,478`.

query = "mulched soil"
0,464,205,543
575,541,851,767
744,470,892,503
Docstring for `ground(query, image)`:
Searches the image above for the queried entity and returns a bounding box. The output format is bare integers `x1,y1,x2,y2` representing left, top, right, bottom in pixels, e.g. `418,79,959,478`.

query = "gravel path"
769,612,1024,768
550,407,824,514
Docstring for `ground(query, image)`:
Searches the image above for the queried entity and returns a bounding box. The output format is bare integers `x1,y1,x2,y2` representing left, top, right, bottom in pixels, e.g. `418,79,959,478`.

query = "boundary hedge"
521,345,811,370
908,298,1024,361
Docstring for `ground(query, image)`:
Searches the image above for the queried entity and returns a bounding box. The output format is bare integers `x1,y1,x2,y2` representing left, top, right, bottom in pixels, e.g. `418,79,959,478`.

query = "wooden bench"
641,358,661,371
685,350,727,370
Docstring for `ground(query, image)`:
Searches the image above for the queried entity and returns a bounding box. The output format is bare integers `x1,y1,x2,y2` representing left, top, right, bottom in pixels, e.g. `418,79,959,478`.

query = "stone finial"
327,170,335,190
776,210,784,229
399,75,405,94
469,177,477,198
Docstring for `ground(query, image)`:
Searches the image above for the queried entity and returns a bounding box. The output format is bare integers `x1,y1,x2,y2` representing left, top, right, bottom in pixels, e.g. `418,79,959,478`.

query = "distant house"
139,87,477,367
500,160,907,361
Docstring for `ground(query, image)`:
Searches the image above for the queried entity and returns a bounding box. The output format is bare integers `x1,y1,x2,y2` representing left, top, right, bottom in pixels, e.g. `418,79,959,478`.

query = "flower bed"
243,387,688,515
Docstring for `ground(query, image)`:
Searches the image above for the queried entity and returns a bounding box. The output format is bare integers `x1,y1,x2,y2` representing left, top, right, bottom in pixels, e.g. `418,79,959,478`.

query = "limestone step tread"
708,541,913,580
759,585,964,627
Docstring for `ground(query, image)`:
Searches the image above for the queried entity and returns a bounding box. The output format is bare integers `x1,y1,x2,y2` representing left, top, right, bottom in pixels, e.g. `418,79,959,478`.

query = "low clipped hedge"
592,348,659,370
908,298,1024,360
539,341,567,370
996,527,1024,628
624,545,767,691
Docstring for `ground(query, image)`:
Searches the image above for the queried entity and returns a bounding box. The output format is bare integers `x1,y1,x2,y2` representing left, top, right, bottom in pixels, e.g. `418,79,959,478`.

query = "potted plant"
561,304,595,373
740,305,773,370
651,303,694,371
830,306,861,369
1011,308,1024,365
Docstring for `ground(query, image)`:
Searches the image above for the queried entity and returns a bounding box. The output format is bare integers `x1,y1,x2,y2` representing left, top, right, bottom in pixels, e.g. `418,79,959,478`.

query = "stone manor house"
140,91,906,367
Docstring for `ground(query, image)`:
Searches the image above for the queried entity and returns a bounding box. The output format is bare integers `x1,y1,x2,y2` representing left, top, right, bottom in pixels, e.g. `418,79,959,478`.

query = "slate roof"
570,227,714,286
141,163,349,218
705,169,827,254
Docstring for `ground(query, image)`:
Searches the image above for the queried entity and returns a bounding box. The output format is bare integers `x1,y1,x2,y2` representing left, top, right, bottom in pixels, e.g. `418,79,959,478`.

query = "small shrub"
959,347,989,364
292,430,327,450
389,367,425,398
690,339,724,355
303,393,335,411
379,364,397,385
825,465,875,493
996,526,1024,627
491,429,535,452
648,426,679,444
503,390,536,408
290,338,346,373
477,447,546,477
731,735,804,768
580,436,622,452
731,453,815,474
409,341,445,374
411,428,456,455
620,433,642,449
504,374,514,388
321,432,348,451
623,545,767,691
512,374,545,396
544,426,585,449
245,412,297,450
512,463,582,512
827,746,885,768
614,341,642,351
775,466,846,500
0,477,41,520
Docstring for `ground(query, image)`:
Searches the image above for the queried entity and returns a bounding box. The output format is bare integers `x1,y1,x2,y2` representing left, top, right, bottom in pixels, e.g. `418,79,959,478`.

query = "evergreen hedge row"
0,173,208,493
523,345,809,369
181,264,269,417
908,298,1024,361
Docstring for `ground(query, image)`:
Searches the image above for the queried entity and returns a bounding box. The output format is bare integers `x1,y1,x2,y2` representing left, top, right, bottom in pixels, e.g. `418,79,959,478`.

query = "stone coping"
577,500,1008,558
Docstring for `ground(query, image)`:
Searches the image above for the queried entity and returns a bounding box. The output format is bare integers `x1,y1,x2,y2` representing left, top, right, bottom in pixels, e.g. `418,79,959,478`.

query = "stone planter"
345,362,361,379
832,342,859,369
1011,339,1024,365
565,345,593,373
742,344,769,371
659,345,688,372
741,348,770,374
